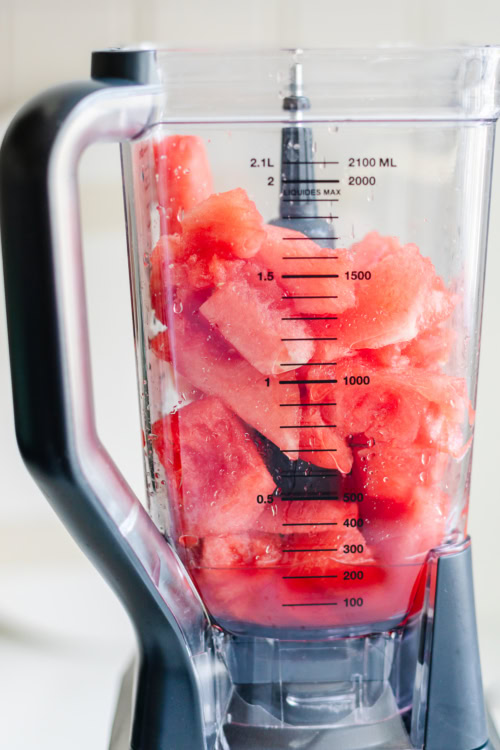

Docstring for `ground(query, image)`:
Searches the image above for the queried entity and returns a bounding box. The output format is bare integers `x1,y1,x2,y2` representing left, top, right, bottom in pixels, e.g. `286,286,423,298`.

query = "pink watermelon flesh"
301,356,468,458
151,398,275,539
256,225,355,315
181,188,266,259
255,492,356,535
200,272,314,375
350,444,449,502
201,533,283,568
153,135,213,234
150,314,301,454
360,487,449,564
332,234,455,352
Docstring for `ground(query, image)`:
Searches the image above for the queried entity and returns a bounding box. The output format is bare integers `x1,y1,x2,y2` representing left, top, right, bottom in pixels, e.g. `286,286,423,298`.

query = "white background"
0,1,500,748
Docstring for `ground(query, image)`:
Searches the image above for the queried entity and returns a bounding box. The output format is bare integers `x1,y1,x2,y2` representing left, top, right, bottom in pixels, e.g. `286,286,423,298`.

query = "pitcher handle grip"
0,73,211,750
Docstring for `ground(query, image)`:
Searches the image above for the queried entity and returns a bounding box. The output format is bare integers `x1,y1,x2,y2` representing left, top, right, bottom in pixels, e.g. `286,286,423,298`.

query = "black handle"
0,80,210,749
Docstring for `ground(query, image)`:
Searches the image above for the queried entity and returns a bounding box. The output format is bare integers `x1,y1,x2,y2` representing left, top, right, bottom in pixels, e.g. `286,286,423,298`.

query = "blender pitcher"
1,47,499,750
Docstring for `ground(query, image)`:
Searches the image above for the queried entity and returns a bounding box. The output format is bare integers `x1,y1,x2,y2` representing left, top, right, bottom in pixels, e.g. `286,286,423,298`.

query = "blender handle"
0,79,211,749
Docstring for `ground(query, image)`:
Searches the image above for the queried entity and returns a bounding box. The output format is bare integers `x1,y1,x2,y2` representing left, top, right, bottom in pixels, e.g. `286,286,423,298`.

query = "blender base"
108,541,492,750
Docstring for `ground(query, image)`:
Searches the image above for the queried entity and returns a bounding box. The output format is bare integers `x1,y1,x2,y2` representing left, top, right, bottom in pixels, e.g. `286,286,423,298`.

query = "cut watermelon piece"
255,492,354,535
321,358,426,448
191,567,285,629
201,533,283,568
256,225,355,315
150,314,301,454
400,322,455,369
149,234,185,325
182,188,266,259
154,135,213,234
349,232,401,267
283,525,373,568
149,234,244,324
296,404,353,473
151,398,274,538
361,487,449,564
200,272,314,374
332,234,455,352
350,444,449,502
301,356,468,457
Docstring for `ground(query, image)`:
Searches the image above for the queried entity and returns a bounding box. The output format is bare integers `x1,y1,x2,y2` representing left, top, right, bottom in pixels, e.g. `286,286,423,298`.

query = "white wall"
0,1,499,748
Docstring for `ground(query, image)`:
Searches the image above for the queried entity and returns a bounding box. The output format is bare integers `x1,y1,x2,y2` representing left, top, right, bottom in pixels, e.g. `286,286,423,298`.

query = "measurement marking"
281,497,339,501
285,216,338,220
279,402,337,406
281,575,338,578
283,274,339,279
283,548,338,553
282,522,338,526
283,237,339,241
282,378,337,384
282,179,340,184
280,362,337,366
282,257,338,260
285,448,338,453
281,338,337,342
282,199,339,203
282,602,338,607
283,161,339,165
282,494,339,498
281,316,337,321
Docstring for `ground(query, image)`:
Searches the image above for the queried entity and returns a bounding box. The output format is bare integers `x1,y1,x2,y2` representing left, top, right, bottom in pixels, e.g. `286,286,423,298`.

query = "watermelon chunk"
200,272,314,375
332,234,455,352
350,444,449,502
255,492,355,535
150,234,245,324
256,225,355,315
201,533,282,568
150,314,301,454
297,404,353,472
302,356,468,457
151,398,275,539
154,135,213,234
361,487,449,564
182,188,266,259
400,322,455,369
191,567,284,629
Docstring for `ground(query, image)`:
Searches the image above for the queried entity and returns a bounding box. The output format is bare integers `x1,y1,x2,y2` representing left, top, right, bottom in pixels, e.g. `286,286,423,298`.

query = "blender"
0,46,499,750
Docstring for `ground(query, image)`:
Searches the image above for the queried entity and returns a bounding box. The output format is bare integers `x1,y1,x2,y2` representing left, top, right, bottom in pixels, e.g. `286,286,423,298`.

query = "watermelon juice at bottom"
142,139,470,634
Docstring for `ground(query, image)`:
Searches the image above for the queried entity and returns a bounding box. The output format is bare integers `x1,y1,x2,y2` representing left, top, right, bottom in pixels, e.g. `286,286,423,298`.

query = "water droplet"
382,476,389,483
173,300,183,314
419,472,426,482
